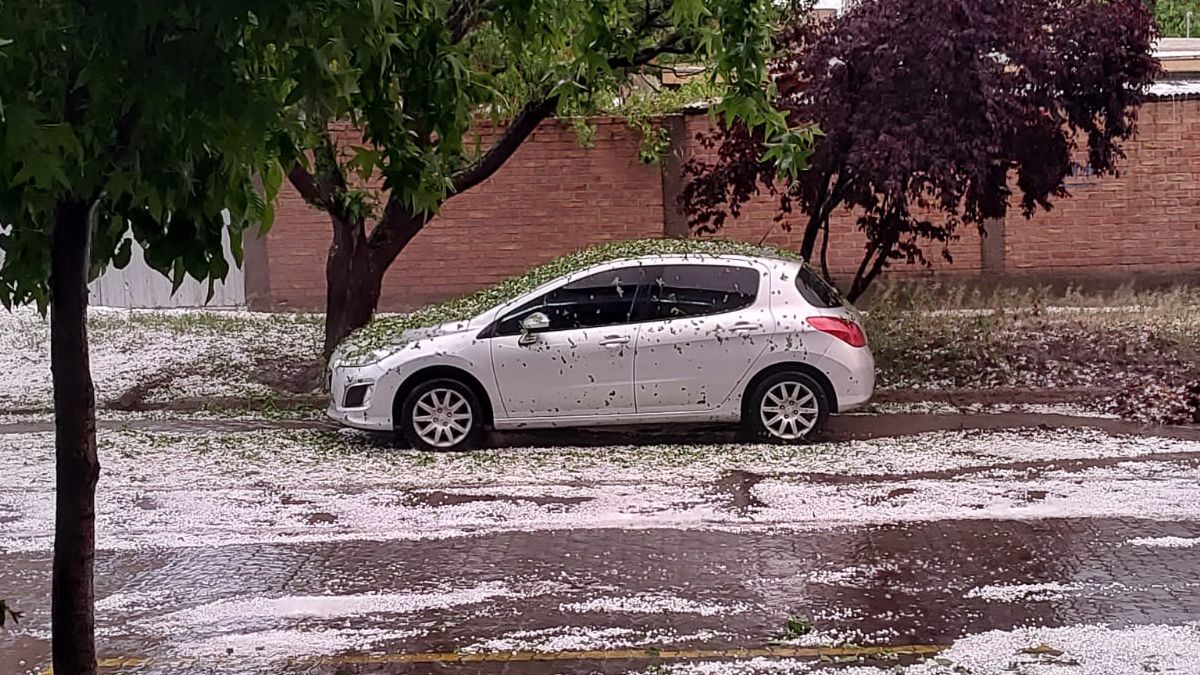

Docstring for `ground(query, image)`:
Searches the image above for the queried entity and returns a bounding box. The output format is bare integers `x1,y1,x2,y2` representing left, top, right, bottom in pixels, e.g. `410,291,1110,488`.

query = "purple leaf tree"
682,0,1160,300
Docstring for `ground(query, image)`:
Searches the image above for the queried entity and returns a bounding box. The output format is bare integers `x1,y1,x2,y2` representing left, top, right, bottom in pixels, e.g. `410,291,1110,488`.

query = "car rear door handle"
599,335,631,347
729,322,761,333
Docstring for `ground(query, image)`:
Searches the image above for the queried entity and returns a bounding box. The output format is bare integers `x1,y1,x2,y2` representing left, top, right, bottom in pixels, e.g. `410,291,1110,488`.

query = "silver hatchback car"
329,253,874,451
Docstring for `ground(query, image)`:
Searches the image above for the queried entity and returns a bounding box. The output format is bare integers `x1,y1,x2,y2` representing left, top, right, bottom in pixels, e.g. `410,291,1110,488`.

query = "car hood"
400,319,475,343
332,318,479,368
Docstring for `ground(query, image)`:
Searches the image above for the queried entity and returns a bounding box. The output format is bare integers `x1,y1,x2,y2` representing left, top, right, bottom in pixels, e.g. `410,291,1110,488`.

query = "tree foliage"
0,2,303,307
280,0,814,358
682,0,1159,300
0,4,325,672
292,0,796,216
1155,0,1197,36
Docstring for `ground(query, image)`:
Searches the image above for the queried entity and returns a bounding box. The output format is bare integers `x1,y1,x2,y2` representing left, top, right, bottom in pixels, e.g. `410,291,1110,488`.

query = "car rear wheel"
744,372,830,442
400,379,484,452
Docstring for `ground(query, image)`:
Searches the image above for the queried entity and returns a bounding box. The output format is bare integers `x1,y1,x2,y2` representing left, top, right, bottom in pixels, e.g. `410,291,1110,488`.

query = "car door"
632,262,774,414
488,265,646,419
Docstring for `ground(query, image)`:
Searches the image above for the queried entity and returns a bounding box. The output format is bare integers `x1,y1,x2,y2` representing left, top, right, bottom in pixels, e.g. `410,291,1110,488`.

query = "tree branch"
819,219,832,283
365,200,434,277
287,131,350,217
447,0,497,42
363,23,686,276
450,97,560,194
609,32,685,69
287,162,331,210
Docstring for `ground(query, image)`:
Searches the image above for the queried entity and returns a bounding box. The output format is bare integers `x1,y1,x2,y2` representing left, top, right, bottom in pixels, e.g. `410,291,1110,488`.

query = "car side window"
635,264,760,321
493,266,645,336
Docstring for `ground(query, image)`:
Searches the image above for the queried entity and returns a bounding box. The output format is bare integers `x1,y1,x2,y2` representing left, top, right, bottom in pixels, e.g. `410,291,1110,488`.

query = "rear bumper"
818,342,875,413
837,384,874,413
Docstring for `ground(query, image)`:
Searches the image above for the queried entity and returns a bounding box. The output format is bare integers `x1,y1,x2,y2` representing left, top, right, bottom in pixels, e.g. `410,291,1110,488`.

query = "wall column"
242,228,272,310
660,114,690,238
980,216,1006,276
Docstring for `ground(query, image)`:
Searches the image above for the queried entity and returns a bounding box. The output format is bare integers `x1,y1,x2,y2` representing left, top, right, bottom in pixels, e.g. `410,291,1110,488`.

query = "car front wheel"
744,372,830,443
400,379,484,452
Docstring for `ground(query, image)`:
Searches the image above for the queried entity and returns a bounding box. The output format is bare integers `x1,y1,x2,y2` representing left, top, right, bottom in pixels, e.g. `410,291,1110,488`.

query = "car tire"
743,371,830,443
399,378,485,452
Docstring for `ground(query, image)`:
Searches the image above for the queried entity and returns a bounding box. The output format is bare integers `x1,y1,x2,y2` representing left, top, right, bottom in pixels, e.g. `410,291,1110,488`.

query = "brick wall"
257,97,1200,311
381,118,664,309
261,118,663,310
1005,98,1200,275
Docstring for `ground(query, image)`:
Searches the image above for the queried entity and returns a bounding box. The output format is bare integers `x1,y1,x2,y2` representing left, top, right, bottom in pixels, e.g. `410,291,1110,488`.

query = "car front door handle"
599,335,631,347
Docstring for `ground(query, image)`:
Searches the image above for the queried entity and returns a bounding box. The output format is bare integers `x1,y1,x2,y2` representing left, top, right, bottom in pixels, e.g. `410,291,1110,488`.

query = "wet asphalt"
2,420,1200,674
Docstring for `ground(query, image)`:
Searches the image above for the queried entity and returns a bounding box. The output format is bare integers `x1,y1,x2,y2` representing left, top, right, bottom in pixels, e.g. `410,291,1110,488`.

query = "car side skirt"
493,407,743,430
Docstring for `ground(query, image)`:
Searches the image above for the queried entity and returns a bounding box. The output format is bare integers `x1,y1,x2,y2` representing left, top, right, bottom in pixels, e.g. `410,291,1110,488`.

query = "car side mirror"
519,312,550,345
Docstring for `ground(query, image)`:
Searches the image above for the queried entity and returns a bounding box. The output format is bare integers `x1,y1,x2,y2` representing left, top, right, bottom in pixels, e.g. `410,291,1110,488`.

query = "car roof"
590,252,800,269
483,251,801,319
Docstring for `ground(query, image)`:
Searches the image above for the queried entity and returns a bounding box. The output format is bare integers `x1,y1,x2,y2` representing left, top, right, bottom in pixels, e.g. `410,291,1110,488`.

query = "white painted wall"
88,228,246,308
0,228,247,309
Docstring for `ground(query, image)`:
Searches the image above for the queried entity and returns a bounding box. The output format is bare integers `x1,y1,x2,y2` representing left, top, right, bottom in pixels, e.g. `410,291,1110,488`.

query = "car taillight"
806,316,867,348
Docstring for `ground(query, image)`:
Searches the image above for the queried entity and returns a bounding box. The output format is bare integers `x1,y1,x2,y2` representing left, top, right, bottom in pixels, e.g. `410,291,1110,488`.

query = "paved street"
3,419,1200,674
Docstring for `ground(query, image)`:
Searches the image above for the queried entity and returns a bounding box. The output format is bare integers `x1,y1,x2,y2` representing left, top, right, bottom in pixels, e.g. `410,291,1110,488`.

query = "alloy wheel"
412,388,474,448
760,381,820,440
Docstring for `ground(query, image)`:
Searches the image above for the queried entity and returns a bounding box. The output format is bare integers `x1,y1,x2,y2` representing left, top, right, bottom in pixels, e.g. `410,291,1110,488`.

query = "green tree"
0,3,304,672
282,0,811,360
1156,0,1197,36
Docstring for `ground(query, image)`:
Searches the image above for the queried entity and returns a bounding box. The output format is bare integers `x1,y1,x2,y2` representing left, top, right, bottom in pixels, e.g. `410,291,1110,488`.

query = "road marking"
44,644,947,672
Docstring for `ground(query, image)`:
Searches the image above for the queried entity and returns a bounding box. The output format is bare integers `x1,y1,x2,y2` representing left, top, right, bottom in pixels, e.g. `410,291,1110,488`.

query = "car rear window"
795,265,844,308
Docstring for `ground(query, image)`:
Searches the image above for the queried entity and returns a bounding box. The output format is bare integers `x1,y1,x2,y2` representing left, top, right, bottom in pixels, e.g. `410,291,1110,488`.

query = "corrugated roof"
1148,79,1200,98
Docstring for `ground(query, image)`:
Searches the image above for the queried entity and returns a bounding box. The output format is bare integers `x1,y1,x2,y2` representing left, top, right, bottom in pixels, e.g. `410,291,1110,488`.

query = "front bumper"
327,362,394,431
326,404,393,431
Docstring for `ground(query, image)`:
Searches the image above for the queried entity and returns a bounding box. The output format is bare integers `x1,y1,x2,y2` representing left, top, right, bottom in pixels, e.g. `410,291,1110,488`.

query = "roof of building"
1156,38,1200,74
1148,79,1200,99
1157,38,1200,56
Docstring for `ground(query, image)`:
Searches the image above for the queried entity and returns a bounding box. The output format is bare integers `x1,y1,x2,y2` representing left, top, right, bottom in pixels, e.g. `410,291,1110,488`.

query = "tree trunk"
798,213,823,261
50,197,100,675
847,232,897,302
323,214,383,361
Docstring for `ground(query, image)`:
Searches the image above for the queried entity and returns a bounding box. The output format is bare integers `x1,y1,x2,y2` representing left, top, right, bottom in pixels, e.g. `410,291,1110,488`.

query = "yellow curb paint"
81,644,946,670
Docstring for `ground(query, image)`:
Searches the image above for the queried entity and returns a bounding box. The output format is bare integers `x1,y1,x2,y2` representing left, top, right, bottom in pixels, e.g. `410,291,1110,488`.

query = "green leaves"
763,125,824,181
282,0,803,219
783,614,814,639
1156,0,1197,36
338,236,802,362
667,0,713,29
